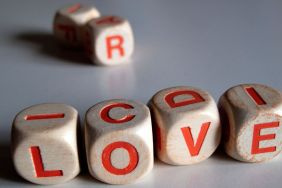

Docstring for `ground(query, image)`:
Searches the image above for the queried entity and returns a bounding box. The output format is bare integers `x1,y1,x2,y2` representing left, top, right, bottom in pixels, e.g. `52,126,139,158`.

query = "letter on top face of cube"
218,83,282,162
85,99,153,185
53,4,100,47
11,103,80,185
149,86,221,165
83,16,134,66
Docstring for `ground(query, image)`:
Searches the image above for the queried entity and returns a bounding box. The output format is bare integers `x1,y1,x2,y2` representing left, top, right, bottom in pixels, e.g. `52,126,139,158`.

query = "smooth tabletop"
0,0,282,187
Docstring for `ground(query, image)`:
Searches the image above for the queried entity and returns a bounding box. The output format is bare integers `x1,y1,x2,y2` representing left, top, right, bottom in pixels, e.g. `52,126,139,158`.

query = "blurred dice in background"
53,4,134,66
53,3,100,47
83,16,134,66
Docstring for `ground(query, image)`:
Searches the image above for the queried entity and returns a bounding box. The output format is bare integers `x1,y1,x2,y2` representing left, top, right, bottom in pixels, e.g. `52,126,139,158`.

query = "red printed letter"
251,122,279,154
165,90,205,108
106,35,124,59
102,141,138,175
245,87,266,105
67,4,81,13
56,25,77,42
100,103,135,124
25,113,65,121
96,16,122,25
181,122,211,156
30,146,63,177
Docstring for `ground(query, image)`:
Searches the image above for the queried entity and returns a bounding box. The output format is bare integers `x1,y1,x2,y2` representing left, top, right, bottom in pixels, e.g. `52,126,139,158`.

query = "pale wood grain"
85,99,153,184
11,103,80,185
149,86,221,165
218,83,282,162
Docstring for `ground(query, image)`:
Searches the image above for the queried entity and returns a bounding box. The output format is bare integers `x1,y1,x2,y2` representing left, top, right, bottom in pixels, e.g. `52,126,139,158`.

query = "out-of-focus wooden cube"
53,3,100,47
83,16,134,65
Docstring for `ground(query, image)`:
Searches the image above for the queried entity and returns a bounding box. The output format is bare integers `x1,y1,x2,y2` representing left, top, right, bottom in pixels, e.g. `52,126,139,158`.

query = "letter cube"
148,86,221,165
11,103,80,185
85,99,153,184
218,83,282,162
53,3,100,47
83,16,134,65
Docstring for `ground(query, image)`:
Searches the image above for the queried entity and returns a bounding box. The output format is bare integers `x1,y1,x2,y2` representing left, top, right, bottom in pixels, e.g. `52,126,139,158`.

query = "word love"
11,84,282,185
53,3,134,66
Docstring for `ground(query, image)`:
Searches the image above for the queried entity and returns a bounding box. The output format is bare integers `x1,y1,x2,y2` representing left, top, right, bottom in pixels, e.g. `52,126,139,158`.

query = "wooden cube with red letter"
53,3,100,47
218,83,282,162
85,99,153,184
148,86,221,165
83,16,134,65
11,104,80,185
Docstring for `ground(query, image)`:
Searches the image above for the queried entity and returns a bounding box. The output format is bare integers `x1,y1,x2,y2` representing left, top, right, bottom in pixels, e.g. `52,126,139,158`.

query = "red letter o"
102,141,139,175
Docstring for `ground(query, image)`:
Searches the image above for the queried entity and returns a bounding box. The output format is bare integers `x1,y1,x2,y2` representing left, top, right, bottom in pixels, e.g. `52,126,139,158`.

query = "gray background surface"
1,0,282,187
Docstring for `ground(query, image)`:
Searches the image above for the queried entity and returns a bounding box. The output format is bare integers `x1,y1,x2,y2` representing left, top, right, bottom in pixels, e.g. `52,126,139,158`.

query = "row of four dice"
11,83,282,185
54,3,134,65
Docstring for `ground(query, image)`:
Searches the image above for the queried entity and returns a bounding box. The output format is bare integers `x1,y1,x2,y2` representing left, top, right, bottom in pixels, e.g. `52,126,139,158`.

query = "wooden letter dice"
84,16,134,65
11,103,80,185
85,99,153,184
218,83,282,162
53,3,100,47
149,86,221,165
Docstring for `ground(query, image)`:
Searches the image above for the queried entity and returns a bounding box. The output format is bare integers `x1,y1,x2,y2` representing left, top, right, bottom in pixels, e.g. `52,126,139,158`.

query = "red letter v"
181,122,210,156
